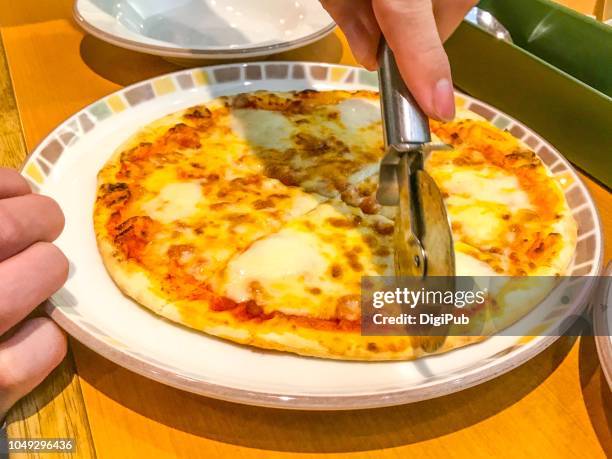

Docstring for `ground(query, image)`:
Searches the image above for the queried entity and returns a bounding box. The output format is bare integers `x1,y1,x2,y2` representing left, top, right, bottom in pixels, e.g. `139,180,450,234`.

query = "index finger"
0,194,65,262
0,168,31,199
373,0,455,121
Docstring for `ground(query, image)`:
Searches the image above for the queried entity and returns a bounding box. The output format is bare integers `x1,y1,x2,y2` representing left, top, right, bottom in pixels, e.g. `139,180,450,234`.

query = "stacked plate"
74,0,336,60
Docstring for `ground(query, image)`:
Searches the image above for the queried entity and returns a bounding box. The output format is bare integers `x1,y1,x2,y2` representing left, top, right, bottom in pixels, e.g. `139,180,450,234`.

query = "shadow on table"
78,30,344,87
578,335,612,456
76,336,575,453
78,35,180,87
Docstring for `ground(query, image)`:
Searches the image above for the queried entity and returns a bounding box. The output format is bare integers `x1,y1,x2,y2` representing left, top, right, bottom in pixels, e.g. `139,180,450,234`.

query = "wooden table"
1,1,610,458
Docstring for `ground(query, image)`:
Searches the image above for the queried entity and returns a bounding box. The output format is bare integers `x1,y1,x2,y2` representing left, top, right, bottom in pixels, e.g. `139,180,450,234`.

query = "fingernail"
433,78,455,121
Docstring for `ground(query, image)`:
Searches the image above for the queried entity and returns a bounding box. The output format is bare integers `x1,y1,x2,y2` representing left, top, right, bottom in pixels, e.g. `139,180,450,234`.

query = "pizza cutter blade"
392,150,455,278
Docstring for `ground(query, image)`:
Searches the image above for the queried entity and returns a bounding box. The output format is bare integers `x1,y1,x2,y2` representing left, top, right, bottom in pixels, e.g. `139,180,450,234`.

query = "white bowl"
74,0,336,59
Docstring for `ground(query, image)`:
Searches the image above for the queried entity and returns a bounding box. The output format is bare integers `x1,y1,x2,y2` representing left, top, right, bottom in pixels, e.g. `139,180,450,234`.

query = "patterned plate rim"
22,61,604,410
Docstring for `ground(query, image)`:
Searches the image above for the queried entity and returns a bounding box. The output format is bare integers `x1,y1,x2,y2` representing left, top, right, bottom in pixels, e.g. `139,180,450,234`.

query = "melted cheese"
225,231,328,303
434,166,531,212
231,109,294,150
142,182,202,223
127,164,326,285
445,197,510,246
455,250,498,277
217,201,394,319
172,176,324,279
226,91,384,198
337,98,380,129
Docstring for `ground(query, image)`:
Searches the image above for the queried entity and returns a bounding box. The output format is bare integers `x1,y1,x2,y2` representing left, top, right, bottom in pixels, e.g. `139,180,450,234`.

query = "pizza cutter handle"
377,38,431,148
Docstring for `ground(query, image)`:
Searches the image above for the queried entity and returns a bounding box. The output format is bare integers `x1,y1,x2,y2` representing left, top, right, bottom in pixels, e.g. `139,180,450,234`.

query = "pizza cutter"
376,39,455,279
376,39,455,351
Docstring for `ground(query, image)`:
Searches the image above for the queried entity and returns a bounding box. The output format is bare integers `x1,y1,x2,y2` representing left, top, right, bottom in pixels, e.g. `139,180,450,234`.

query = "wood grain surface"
0,31,25,169
0,1,609,458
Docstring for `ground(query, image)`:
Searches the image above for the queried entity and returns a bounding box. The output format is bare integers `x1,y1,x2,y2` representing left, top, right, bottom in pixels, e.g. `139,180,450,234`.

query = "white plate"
22,62,603,410
73,0,336,59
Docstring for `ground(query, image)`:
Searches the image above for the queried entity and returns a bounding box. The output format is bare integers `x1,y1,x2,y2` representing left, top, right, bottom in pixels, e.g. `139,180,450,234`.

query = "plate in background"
594,263,612,389
22,62,603,409
73,0,336,59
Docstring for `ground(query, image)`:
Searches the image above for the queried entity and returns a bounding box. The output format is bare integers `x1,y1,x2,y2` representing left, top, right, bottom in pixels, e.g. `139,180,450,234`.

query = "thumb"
0,318,67,419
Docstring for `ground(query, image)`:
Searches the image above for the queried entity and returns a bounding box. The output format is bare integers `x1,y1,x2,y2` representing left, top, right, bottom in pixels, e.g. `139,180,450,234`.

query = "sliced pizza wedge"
212,199,395,322
225,90,385,198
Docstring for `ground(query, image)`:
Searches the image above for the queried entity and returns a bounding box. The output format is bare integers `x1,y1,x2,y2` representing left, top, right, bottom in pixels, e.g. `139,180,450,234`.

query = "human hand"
0,168,68,420
320,0,477,121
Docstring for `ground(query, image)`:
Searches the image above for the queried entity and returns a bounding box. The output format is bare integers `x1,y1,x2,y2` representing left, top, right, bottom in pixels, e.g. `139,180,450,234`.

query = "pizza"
94,90,577,360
